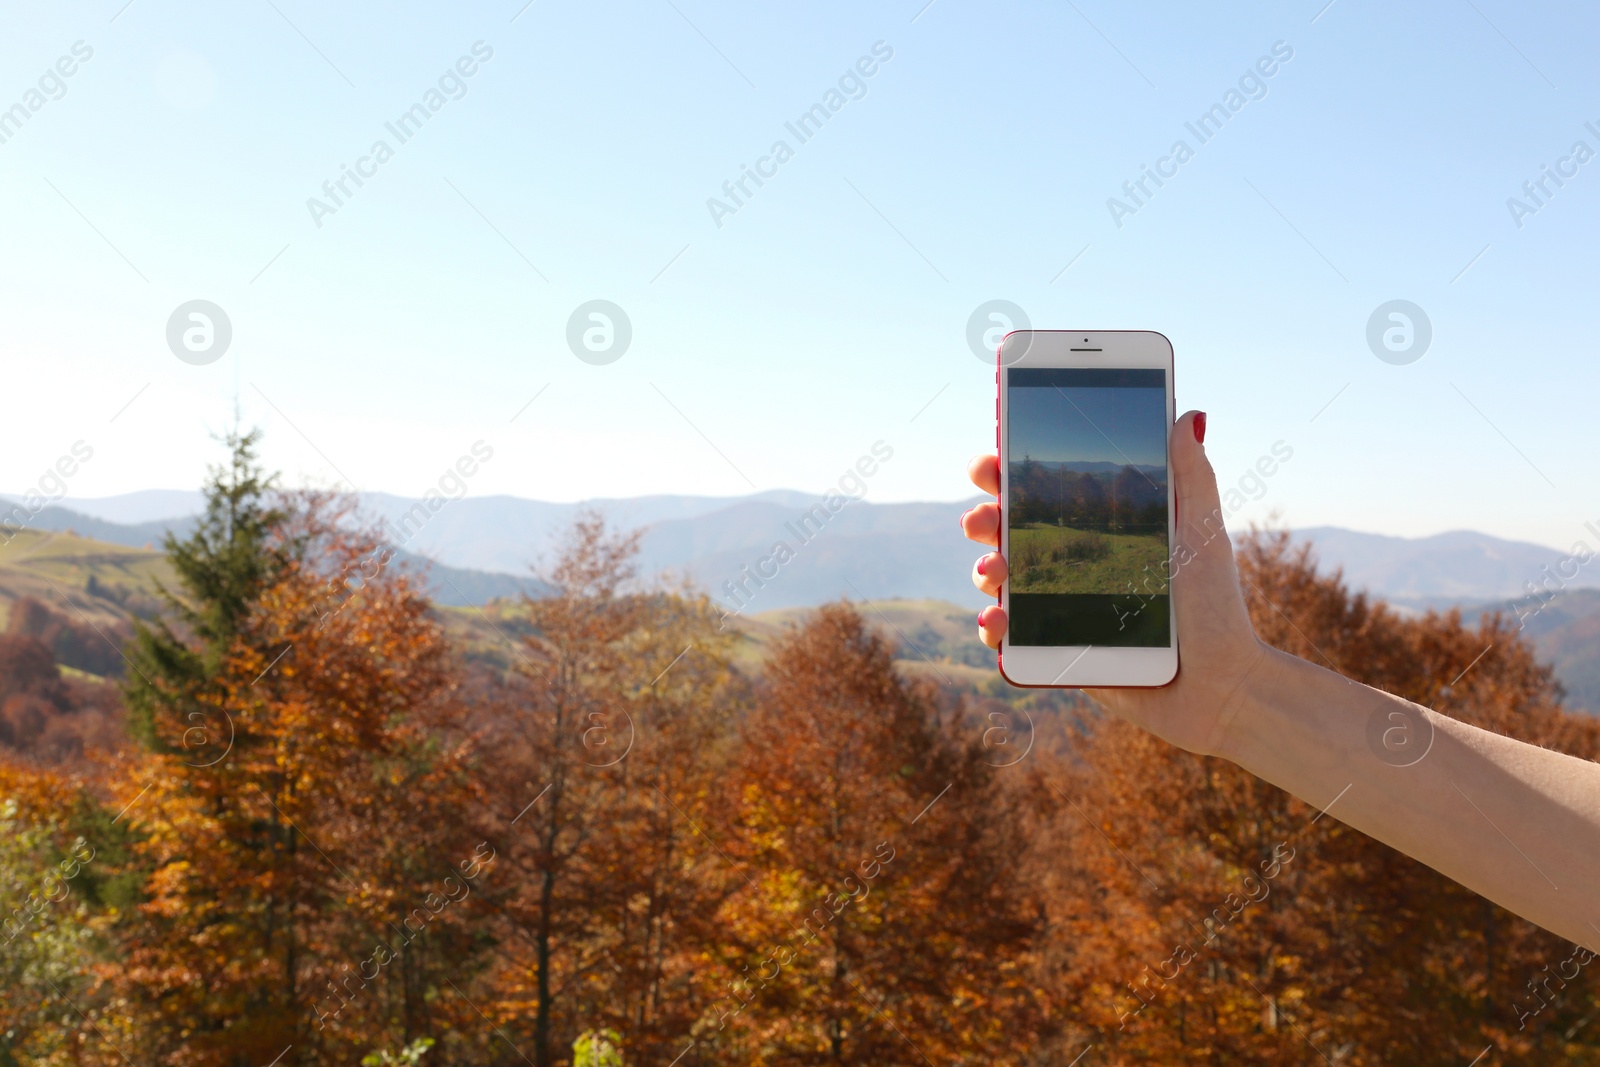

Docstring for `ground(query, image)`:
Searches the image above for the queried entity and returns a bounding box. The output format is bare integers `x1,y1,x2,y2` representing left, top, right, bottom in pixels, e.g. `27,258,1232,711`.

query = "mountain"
638,498,987,613
8,494,1600,712
8,506,548,607
1288,526,1600,604
47,489,206,524
18,493,1599,612
12,491,993,613
1022,461,1165,475
1278,528,1600,710
1493,588,1600,712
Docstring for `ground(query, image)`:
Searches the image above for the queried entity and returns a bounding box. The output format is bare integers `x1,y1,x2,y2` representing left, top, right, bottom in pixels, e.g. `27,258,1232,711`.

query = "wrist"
1205,639,1290,763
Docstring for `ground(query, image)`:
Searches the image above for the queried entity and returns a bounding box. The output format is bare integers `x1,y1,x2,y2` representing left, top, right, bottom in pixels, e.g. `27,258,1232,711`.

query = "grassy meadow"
1007,523,1169,595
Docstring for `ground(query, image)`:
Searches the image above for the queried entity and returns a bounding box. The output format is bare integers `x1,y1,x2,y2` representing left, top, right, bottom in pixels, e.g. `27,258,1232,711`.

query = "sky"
1010,385,1167,468
2,0,1597,551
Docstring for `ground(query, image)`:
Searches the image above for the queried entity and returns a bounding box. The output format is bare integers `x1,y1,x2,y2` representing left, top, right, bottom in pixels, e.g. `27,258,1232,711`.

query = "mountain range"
6,489,1600,710
13,489,1597,608
1019,461,1166,475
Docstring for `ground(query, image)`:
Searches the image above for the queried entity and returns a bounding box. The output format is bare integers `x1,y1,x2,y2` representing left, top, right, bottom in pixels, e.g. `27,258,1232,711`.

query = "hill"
12,505,549,607
0,528,172,634
32,491,1598,611
5,523,1596,720
1289,525,1600,603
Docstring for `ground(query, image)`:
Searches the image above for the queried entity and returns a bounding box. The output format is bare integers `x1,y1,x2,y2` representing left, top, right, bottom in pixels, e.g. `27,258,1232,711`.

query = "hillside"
16,505,550,607
1289,526,1600,603
21,490,991,611
1495,587,1600,712
6,519,1598,715
0,528,173,634
31,491,1600,613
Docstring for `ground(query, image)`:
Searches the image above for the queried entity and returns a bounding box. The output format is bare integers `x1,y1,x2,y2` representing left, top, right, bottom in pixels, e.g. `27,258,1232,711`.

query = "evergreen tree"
123,426,290,755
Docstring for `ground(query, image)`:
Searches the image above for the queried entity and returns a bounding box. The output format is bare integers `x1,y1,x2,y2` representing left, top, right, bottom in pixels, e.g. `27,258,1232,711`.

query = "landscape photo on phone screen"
1006,367,1170,647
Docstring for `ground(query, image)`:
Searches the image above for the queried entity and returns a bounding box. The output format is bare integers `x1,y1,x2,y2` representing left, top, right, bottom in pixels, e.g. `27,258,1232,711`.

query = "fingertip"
1170,409,1224,534
968,452,1001,496
977,606,1007,650
1171,410,1212,474
962,502,1002,547
1175,410,1204,448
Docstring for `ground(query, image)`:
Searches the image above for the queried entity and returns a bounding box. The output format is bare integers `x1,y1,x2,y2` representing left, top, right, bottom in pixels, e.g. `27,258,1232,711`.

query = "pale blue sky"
2,0,1597,549
1011,385,1167,468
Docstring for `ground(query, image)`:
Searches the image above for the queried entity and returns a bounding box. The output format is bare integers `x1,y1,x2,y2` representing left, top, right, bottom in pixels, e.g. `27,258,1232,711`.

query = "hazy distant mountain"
12,492,1600,710
44,489,205,524
1288,526,1600,602
12,504,548,607
16,491,1599,610
8,491,990,613
636,498,986,612
1024,461,1165,475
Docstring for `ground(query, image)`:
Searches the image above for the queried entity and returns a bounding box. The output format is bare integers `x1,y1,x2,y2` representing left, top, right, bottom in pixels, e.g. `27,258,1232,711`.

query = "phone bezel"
996,330,1179,688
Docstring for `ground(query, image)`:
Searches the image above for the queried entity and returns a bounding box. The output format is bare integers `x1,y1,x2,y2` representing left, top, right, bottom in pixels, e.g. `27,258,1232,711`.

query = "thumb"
1171,410,1230,560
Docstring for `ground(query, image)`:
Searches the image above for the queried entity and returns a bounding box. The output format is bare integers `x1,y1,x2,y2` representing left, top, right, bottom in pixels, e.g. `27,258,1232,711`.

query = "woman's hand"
965,410,1600,948
960,409,1271,757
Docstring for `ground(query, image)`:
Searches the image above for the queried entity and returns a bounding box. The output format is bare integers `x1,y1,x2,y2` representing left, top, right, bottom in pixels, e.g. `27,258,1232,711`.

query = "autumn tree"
0,763,108,1067
469,512,741,1067
704,602,1040,1065
110,435,486,1066
1029,530,1600,1065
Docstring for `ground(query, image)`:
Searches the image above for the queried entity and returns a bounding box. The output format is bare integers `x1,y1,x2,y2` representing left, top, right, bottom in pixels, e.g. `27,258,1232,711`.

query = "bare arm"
1222,648,1600,951
962,409,1600,948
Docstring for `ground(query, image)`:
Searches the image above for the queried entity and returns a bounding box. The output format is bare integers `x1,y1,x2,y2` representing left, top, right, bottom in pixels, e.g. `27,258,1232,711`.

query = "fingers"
1170,410,1227,557
967,452,1000,496
968,454,1007,650
977,606,1008,650
960,502,1000,547
971,551,1007,597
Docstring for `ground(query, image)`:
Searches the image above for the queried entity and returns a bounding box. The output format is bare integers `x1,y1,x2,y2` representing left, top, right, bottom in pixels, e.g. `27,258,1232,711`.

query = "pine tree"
123,425,289,756
110,434,485,1066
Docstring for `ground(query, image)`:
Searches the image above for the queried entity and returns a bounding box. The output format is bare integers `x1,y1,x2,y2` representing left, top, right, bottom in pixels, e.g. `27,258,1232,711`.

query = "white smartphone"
995,330,1178,688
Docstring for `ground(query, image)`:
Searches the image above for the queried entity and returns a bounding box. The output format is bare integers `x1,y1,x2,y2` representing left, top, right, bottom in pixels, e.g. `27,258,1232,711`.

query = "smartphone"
995,330,1178,687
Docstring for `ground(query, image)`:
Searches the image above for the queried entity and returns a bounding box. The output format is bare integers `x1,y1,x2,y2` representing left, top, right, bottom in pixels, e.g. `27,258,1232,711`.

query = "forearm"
1217,644,1600,949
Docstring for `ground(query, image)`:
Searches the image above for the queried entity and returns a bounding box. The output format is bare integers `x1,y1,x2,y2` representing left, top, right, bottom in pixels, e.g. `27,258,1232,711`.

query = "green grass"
0,529,173,630
1007,524,1169,595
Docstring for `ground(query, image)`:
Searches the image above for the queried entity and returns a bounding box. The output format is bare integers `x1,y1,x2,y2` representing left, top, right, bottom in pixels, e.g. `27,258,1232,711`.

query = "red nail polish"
977,609,987,627
1194,412,1207,444
976,557,987,576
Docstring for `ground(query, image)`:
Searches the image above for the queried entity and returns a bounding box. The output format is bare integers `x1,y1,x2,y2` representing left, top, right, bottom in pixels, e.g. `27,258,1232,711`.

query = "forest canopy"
2,431,1598,1066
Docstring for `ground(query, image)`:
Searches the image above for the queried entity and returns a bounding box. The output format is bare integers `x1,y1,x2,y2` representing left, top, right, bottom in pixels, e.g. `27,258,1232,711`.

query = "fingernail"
976,557,987,576
1194,412,1207,444
959,508,971,529
977,609,987,628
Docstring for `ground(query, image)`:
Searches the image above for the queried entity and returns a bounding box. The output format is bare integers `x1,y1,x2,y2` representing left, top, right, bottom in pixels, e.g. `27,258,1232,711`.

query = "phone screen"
1005,367,1171,647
